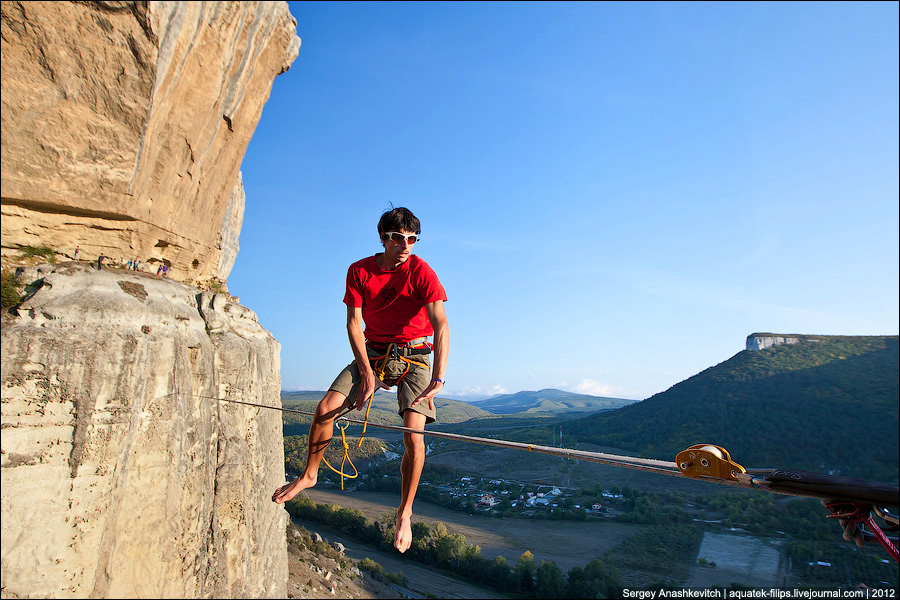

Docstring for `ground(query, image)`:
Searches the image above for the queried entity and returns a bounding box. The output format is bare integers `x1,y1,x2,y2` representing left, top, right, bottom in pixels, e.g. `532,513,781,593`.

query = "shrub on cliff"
17,245,56,264
1,270,23,308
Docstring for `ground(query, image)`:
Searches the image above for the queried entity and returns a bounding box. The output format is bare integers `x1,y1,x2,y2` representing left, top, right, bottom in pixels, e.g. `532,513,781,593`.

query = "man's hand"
357,371,390,410
821,498,867,548
410,379,442,412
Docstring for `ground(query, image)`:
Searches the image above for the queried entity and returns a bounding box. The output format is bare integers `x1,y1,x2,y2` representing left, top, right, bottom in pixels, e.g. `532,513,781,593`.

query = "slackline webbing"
205,395,900,561
214,397,899,506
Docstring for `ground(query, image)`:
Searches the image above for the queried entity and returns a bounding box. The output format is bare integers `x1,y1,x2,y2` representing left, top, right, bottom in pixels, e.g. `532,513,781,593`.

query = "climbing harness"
214,395,899,561
315,341,430,488
357,341,428,443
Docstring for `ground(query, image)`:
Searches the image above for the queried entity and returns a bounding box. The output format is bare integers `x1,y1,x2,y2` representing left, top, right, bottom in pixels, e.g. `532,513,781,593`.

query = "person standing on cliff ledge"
272,207,449,554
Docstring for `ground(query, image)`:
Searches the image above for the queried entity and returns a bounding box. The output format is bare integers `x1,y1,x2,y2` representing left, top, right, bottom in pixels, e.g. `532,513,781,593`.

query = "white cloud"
456,384,509,397
569,378,614,397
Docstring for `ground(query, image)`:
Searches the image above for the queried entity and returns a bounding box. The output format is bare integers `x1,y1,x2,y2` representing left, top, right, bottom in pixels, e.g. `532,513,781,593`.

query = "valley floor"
304,487,646,574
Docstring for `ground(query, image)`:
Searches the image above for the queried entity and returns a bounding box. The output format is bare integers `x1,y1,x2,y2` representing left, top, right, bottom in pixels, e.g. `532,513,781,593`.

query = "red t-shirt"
343,254,447,344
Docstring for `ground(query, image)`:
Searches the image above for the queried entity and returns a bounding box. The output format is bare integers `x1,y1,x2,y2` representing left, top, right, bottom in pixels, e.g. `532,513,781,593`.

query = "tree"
460,544,485,578
535,560,566,598
435,532,466,567
433,521,448,539
491,556,511,589
514,551,537,593
411,521,431,539
583,558,622,599
566,566,591,598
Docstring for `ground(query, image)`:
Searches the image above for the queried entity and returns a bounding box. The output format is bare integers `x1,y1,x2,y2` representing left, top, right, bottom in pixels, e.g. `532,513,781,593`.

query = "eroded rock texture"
1,263,288,598
0,1,301,284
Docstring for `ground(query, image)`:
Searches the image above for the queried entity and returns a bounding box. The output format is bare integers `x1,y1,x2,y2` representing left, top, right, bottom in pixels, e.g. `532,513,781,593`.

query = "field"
304,488,646,573
685,532,784,588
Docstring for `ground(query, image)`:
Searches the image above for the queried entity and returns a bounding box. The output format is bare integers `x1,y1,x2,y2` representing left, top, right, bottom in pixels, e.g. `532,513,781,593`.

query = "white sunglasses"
382,231,419,244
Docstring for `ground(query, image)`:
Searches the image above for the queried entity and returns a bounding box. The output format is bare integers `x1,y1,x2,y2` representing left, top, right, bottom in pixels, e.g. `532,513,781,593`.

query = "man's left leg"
395,408,427,553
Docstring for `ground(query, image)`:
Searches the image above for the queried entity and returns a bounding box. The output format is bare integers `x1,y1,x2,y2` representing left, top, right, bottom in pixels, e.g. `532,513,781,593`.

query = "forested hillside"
554,336,899,482
470,388,637,416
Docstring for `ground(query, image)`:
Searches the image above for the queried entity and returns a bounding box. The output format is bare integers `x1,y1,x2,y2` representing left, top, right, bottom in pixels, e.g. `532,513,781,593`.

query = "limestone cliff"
1,262,288,598
746,333,818,351
1,1,300,597
0,1,301,285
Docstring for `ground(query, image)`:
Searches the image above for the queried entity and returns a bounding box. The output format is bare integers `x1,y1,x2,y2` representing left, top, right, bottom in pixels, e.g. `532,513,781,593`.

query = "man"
273,207,449,554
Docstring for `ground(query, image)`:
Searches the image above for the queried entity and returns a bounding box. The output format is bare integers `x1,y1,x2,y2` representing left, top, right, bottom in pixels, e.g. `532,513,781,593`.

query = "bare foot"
394,514,413,553
272,474,316,504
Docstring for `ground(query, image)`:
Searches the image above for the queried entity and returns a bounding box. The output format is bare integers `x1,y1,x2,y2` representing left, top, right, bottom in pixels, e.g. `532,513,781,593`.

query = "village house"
479,493,497,507
528,497,551,507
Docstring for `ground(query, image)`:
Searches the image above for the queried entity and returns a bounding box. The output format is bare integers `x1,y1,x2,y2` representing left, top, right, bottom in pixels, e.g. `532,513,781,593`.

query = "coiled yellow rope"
319,343,428,488
320,418,359,490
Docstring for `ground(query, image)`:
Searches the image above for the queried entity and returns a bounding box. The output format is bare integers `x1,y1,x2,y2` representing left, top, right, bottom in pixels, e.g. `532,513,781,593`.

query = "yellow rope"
322,343,429,488
321,419,359,490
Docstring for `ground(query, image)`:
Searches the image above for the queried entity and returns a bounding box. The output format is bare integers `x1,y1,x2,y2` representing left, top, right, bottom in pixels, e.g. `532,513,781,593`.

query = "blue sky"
229,1,899,400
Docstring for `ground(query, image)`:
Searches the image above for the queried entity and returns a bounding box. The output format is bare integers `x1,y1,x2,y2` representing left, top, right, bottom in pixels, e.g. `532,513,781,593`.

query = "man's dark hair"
377,207,421,237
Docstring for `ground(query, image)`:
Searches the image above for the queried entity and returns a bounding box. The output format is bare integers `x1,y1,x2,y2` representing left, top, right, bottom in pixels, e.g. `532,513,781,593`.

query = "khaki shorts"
329,346,436,424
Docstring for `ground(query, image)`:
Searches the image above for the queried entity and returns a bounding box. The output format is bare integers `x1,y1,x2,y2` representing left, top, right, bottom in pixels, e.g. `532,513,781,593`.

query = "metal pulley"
676,444,746,481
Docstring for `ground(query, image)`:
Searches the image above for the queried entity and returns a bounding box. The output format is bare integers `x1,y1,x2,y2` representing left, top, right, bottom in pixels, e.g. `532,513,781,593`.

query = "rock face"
1,262,288,598
746,333,807,351
0,1,301,285
1,2,299,596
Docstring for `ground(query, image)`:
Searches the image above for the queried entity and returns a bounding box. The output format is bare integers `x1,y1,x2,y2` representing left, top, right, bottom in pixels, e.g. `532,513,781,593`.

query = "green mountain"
280,390,492,437
560,335,899,482
470,388,637,416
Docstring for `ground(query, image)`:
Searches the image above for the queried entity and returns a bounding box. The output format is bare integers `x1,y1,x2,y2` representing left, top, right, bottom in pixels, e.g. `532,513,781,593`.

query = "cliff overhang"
0,1,301,286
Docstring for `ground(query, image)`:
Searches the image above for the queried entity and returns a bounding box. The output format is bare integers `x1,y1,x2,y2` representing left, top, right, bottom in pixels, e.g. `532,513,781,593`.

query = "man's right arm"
346,305,385,409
